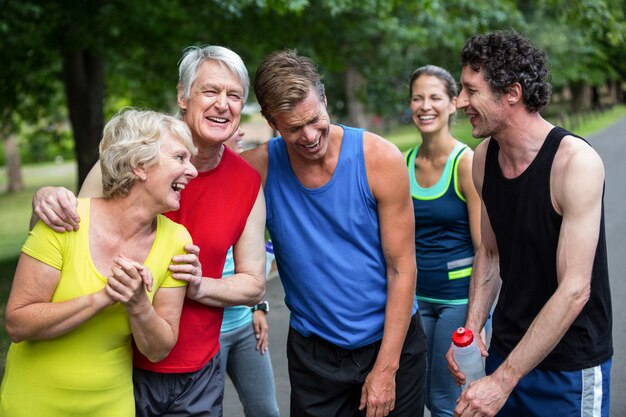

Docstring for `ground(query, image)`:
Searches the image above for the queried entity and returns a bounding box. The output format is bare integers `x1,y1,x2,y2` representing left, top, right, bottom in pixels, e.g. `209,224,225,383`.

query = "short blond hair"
99,109,196,199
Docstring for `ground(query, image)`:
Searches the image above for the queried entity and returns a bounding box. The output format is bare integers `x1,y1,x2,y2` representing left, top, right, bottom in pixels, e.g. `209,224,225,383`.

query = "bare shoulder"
362,131,409,201
553,135,604,213
554,135,604,179
241,143,269,184
362,130,405,171
470,138,490,191
457,145,475,174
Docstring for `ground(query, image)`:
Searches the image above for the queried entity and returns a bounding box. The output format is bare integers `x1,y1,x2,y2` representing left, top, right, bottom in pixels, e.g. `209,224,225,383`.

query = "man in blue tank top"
445,31,612,417
242,50,427,417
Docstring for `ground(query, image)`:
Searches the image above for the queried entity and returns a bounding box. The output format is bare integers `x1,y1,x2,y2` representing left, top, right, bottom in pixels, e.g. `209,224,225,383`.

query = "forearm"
128,306,177,363
193,272,265,307
465,245,500,333
373,267,416,373
495,280,589,386
6,290,111,342
127,287,186,362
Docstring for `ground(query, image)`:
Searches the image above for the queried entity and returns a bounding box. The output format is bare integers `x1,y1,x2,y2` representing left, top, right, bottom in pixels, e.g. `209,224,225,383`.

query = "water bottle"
452,327,486,389
265,241,275,279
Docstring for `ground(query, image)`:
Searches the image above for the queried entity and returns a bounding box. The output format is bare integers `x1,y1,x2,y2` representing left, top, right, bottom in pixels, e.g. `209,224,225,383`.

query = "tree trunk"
62,50,104,189
344,67,370,130
611,79,624,104
569,83,592,113
4,134,24,193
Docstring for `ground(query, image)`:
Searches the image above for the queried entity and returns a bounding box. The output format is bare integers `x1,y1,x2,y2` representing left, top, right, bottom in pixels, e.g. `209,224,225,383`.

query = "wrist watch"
251,300,269,314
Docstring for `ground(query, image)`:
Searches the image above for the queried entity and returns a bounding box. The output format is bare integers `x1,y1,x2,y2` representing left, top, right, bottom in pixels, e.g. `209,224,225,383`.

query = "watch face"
252,301,269,313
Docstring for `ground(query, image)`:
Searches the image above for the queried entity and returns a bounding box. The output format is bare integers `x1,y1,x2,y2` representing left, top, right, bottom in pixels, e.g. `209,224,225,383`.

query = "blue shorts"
487,351,611,417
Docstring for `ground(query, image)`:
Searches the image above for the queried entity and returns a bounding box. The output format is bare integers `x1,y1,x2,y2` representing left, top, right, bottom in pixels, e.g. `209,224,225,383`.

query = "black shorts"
287,312,427,417
133,352,224,417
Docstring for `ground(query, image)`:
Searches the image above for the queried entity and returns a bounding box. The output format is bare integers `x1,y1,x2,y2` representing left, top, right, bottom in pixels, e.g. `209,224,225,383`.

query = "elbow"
140,330,178,363
574,286,591,309
146,349,171,363
5,316,27,343
567,282,591,313
7,330,24,344
247,287,266,307
144,342,176,363
245,278,266,307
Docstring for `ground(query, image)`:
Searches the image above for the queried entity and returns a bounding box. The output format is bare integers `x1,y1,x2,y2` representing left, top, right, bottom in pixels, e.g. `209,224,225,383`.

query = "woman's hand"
107,255,152,315
253,310,270,354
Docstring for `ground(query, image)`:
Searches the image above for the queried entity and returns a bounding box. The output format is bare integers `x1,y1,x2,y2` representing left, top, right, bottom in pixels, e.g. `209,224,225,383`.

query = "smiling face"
143,133,198,213
410,74,457,136
178,60,244,148
270,88,331,162
457,66,508,139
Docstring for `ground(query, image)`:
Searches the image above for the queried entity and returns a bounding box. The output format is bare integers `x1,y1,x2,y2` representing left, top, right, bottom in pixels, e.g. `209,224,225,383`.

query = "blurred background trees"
1,0,624,190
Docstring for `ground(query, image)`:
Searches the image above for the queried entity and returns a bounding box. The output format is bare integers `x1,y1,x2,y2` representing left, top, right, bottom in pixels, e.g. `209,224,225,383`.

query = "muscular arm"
171,186,266,307
359,132,417,417
447,139,501,384
465,140,500,342
5,254,114,342
453,137,605,417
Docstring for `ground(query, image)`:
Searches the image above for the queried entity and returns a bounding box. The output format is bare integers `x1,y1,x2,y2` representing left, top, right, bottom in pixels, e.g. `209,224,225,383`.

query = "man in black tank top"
445,31,612,417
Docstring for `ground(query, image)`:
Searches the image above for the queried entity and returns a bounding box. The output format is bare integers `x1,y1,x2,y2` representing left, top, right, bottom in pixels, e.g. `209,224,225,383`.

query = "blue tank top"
406,142,474,303
265,125,417,349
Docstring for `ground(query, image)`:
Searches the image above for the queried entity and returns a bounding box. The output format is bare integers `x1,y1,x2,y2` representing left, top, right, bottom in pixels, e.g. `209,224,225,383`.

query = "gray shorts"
133,352,224,417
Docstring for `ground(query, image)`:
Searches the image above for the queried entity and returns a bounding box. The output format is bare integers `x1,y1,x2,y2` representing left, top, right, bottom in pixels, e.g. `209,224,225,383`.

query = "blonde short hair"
99,109,196,199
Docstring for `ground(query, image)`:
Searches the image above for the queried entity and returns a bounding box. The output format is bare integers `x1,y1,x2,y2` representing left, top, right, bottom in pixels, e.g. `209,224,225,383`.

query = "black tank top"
483,126,612,370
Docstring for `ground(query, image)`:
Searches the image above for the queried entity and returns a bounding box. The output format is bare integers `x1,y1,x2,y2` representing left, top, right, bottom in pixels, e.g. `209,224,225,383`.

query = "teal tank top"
406,142,474,303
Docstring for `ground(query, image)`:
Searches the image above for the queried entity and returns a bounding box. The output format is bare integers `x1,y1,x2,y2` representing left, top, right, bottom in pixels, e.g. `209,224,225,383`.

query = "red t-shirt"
133,147,261,373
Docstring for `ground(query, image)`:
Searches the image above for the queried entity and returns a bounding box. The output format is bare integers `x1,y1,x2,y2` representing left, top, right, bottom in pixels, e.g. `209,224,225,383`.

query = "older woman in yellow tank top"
0,109,198,416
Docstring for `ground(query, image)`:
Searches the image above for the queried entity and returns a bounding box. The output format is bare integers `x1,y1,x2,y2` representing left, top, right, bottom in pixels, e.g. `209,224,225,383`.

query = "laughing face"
178,60,245,148
270,88,331,162
410,74,457,136
457,66,507,139
144,132,198,213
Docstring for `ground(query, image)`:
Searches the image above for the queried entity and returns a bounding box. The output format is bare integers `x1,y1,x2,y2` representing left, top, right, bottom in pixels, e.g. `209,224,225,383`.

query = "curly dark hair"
461,30,552,113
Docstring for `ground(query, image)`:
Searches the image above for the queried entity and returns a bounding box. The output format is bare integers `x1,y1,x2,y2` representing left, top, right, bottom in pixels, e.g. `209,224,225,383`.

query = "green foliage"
0,161,77,375
1,0,625,176
0,2,62,133
519,0,625,87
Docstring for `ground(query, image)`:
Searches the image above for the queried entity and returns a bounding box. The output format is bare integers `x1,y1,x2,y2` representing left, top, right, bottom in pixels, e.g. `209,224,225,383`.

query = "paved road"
224,117,626,417
588,117,626,417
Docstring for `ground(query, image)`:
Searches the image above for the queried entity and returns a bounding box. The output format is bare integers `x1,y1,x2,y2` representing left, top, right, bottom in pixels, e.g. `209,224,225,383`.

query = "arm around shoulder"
30,161,104,232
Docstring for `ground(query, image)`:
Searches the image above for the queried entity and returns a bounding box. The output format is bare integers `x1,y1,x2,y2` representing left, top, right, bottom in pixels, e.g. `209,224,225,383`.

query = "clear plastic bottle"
265,240,275,279
452,327,486,389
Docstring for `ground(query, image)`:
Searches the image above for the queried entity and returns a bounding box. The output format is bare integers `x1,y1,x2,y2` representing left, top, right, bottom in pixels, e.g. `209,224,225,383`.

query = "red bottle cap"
452,327,474,347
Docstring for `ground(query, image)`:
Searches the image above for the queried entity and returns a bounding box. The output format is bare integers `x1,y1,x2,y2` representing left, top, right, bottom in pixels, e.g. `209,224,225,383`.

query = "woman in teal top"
407,66,481,417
